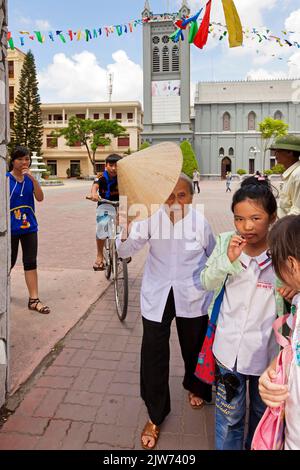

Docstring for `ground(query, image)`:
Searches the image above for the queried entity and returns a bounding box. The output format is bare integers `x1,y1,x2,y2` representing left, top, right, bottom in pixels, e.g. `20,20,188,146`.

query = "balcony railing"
43,119,142,127
43,120,68,127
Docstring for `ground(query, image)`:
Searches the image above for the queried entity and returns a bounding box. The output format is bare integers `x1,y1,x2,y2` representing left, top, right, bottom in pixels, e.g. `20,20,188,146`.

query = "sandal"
28,298,50,315
188,392,205,410
141,421,160,450
93,261,105,271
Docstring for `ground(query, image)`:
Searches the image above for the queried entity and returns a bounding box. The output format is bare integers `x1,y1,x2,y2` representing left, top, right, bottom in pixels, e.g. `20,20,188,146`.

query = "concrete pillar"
0,0,10,407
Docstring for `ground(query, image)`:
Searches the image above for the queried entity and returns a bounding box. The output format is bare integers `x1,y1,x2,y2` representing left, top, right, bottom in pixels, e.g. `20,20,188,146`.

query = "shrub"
140,142,151,151
263,169,273,176
237,169,247,175
271,163,285,174
180,140,199,178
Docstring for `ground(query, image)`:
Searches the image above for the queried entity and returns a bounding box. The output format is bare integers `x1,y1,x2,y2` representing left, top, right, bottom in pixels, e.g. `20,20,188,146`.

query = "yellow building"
7,48,26,127
41,102,143,177
8,49,143,176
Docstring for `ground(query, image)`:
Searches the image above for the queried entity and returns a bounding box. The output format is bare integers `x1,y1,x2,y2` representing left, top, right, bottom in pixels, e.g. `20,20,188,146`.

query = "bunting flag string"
7,5,300,57
7,18,144,49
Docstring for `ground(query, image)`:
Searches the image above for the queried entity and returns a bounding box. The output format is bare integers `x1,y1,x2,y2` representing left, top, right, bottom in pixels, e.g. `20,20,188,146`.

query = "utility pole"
0,0,10,408
108,72,113,102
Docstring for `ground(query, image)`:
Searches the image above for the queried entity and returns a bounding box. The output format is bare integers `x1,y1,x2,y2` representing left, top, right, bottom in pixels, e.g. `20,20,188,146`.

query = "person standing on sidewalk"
91,154,122,271
269,135,300,218
192,169,201,194
117,173,216,450
225,171,232,192
7,146,50,314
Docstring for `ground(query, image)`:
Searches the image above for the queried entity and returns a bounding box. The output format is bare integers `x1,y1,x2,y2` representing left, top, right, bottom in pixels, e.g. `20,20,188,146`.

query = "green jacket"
200,231,285,319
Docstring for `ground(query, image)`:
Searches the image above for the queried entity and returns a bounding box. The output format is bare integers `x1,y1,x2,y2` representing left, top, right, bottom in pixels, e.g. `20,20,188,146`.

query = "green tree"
55,117,125,173
11,50,43,155
180,140,199,178
259,117,288,171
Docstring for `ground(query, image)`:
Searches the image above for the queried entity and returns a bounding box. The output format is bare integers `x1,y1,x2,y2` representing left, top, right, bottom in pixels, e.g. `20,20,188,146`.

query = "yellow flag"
222,0,243,47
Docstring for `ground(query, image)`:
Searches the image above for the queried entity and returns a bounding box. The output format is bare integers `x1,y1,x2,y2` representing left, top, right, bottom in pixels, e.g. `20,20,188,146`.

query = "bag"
194,285,226,385
251,314,293,450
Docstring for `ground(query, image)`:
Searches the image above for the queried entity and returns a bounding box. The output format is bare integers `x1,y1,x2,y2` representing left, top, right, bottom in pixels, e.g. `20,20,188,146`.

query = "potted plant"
66,168,71,178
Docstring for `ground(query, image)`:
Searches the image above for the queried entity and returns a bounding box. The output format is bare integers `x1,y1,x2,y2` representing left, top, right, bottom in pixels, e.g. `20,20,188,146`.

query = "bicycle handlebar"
85,195,119,207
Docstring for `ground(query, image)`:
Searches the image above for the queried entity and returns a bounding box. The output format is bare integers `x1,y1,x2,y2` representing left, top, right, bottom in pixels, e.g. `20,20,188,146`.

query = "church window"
172,45,179,72
153,47,160,72
162,46,170,72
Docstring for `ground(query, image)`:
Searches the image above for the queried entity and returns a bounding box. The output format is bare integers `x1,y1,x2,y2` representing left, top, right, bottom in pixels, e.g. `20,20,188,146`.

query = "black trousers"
193,181,200,193
11,232,38,271
140,288,211,426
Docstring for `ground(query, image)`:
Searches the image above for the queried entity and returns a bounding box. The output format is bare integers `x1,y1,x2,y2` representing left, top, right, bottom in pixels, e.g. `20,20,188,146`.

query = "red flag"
193,0,212,49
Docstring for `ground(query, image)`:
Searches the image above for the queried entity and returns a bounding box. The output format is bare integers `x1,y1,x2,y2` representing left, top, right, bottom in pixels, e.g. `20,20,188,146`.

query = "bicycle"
86,196,129,321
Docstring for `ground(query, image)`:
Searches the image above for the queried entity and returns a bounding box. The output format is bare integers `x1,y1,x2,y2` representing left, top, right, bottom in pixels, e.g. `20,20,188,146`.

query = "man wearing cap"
117,173,215,450
270,135,300,218
91,154,122,270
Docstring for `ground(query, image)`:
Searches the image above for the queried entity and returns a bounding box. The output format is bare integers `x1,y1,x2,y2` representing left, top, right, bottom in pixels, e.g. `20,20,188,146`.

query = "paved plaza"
0,178,259,450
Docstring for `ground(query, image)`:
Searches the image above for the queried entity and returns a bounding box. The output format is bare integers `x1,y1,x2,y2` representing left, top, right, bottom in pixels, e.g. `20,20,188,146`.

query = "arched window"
162,46,170,72
223,112,231,131
172,45,179,72
152,47,160,73
274,110,283,120
248,111,256,131
219,147,225,157
228,147,234,157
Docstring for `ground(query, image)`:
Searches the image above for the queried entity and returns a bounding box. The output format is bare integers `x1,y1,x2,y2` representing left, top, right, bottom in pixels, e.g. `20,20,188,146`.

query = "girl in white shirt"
258,215,300,450
200,177,289,450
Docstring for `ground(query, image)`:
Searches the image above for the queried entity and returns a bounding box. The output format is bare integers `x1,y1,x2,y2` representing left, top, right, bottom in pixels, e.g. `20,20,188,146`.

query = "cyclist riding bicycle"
91,154,122,271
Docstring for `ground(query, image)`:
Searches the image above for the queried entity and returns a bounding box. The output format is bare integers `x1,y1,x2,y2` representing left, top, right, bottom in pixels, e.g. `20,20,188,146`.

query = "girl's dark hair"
231,176,277,216
268,215,300,281
9,146,30,171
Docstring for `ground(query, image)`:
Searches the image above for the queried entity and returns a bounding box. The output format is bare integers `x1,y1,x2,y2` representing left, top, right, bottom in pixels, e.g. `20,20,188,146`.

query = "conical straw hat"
117,142,183,221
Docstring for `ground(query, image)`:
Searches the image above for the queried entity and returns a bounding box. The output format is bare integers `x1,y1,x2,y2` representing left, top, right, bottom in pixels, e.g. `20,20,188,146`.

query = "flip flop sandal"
141,421,160,450
28,298,50,314
93,261,105,271
188,392,205,410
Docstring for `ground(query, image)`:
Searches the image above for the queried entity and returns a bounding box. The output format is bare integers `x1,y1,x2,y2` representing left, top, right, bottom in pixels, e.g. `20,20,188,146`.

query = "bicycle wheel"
104,238,112,280
112,246,129,322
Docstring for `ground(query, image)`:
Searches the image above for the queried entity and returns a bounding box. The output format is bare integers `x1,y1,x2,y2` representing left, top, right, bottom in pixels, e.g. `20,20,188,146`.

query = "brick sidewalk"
0,181,238,450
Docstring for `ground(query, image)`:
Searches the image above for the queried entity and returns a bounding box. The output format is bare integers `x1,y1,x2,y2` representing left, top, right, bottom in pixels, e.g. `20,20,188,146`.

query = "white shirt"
193,171,200,182
116,206,216,322
213,250,278,376
285,293,300,450
278,160,300,218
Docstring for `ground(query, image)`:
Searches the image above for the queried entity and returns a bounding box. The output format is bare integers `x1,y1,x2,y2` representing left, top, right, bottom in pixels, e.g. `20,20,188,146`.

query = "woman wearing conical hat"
116,143,216,449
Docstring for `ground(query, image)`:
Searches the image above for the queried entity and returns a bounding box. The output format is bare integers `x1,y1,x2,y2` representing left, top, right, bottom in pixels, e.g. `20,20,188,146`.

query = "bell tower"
141,0,193,145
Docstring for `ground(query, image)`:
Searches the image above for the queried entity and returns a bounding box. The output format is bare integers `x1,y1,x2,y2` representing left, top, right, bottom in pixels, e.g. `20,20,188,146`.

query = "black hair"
9,146,30,171
268,215,300,282
105,154,122,164
231,176,277,216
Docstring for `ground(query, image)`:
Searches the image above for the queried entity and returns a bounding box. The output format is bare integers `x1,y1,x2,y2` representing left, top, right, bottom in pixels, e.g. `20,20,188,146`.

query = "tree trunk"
0,0,10,407
84,142,95,175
